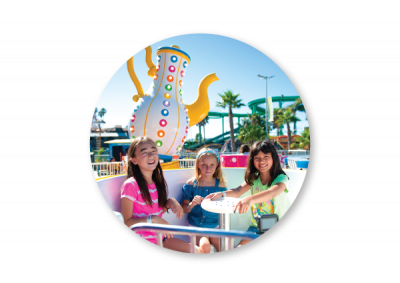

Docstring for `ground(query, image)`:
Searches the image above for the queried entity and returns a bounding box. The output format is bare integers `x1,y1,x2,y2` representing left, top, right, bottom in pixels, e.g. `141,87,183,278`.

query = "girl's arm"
181,178,203,214
204,181,251,200
165,198,183,219
182,199,191,214
182,196,204,214
121,198,169,226
234,182,287,214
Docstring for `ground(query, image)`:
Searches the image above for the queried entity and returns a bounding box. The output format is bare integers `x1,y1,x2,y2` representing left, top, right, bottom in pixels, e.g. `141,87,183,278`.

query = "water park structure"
184,95,302,151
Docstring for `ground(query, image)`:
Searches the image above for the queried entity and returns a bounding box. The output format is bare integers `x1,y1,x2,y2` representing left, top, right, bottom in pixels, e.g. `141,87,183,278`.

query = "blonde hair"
194,148,226,186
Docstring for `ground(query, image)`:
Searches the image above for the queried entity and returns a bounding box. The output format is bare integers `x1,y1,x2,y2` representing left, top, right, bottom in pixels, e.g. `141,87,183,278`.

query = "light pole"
258,74,274,141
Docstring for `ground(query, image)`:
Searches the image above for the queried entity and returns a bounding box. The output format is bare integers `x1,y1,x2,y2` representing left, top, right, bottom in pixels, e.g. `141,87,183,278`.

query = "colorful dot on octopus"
183,61,187,68
165,84,172,91
164,93,171,99
185,126,188,133
155,140,163,147
131,115,136,122
159,119,167,127
156,65,160,71
163,100,170,107
181,71,185,77
154,74,158,80
179,80,183,87
130,126,135,133
161,109,169,116
171,56,178,63
157,55,161,61
179,89,183,95
167,75,174,82
168,66,175,72
182,137,186,142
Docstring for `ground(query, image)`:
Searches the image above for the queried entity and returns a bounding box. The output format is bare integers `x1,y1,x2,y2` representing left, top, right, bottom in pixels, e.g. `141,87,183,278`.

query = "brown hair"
126,137,168,208
244,140,286,186
194,148,226,186
238,144,250,154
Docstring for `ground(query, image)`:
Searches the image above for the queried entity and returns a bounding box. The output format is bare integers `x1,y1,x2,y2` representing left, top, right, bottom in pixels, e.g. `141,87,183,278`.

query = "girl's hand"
151,216,174,238
233,196,253,214
189,195,204,209
169,200,183,220
204,192,222,201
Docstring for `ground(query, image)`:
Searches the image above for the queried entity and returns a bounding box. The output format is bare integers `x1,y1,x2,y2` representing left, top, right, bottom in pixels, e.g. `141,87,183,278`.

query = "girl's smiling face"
130,141,159,172
253,151,273,173
197,155,218,177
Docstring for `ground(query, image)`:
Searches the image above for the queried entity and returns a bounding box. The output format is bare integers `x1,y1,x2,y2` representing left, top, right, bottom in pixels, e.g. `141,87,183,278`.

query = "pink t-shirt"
121,177,164,244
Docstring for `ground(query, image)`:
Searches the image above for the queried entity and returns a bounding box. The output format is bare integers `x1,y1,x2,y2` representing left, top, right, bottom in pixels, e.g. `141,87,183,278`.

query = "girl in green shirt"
205,141,289,246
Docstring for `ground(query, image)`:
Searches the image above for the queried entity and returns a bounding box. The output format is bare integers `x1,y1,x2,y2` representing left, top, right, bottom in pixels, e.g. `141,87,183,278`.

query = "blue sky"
96,33,308,140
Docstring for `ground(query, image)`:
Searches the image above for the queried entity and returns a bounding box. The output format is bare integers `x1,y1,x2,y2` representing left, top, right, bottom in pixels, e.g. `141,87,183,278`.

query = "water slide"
248,96,300,115
185,96,300,150
185,126,240,150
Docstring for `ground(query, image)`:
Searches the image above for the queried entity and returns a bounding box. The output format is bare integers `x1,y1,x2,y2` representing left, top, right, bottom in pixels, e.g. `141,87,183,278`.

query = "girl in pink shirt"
120,136,203,253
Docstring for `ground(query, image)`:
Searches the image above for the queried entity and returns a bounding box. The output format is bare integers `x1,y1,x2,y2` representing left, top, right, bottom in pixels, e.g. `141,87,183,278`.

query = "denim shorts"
187,221,219,229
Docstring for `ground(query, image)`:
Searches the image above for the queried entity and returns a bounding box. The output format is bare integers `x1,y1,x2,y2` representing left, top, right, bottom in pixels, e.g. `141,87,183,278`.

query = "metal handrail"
130,223,258,253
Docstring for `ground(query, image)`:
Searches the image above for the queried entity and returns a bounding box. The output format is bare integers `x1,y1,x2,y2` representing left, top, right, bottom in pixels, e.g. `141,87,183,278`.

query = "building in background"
90,125,129,160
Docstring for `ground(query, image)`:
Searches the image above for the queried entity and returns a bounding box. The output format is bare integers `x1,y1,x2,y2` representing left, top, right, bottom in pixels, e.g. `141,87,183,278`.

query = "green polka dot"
165,84,172,91
131,136,136,140
155,140,163,147
176,145,181,150
179,89,182,96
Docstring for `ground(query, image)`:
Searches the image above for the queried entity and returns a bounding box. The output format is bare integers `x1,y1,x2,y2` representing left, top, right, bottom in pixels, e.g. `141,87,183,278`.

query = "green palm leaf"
216,90,245,152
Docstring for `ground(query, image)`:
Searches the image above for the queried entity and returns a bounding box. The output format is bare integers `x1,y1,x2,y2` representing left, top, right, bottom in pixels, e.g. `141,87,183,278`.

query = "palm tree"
272,108,283,137
238,124,266,144
241,113,264,128
287,98,306,134
291,127,310,149
288,97,305,114
275,108,300,150
216,90,245,152
241,114,252,128
199,115,210,146
98,108,107,118
249,113,263,126
196,115,209,146
238,113,266,145
93,107,107,151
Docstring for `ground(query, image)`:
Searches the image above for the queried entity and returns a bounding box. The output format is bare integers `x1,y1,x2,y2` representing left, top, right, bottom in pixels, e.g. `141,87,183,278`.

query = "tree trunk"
198,125,202,145
229,107,236,152
203,125,206,146
98,123,102,151
286,122,291,150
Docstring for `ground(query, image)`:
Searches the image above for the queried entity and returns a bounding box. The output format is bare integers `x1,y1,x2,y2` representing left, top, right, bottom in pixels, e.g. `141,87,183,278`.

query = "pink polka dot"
159,119,167,127
168,66,175,72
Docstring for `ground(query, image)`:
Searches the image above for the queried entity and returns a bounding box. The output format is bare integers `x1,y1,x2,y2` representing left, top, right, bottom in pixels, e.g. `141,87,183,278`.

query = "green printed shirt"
250,174,289,228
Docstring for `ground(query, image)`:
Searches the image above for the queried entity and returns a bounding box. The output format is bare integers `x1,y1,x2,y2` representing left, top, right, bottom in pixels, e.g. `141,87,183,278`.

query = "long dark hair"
126,137,168,208
245,140,287,186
